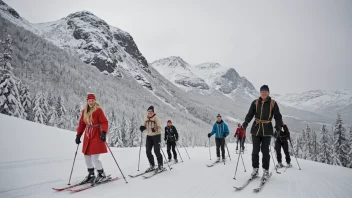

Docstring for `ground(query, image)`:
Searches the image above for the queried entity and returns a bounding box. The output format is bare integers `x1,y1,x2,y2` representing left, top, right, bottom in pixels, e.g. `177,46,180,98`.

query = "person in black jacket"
242,85,282,181
164,120,179,163
274,120,292,168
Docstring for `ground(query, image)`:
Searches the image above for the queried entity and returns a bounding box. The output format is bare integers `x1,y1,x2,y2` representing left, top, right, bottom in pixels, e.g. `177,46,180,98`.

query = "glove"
164,137,167,141
223,133,227,138
152,128,156,133
234,134,237,138
140,126,146,132
75,135,81,144
208,133,212,138
176,138,178,142
100,131,107,142
242,122,248,129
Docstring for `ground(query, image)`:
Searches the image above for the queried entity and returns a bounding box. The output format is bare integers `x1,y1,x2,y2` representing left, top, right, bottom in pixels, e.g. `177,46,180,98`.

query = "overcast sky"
5,0,352,94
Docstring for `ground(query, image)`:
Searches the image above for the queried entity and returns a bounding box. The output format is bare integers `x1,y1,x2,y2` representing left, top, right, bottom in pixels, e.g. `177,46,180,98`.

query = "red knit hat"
86,93,96,100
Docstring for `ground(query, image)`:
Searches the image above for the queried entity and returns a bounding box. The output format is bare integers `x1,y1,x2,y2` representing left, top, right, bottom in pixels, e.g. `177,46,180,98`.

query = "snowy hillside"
276,90,352,118
1,114,352,198
151,56,209,90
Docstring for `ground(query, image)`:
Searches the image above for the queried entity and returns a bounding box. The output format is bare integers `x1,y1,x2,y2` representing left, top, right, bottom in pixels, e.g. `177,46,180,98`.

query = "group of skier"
72,84,293,185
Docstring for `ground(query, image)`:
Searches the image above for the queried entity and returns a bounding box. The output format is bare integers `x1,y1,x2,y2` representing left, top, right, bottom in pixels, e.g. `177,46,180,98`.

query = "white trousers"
84,154,103,170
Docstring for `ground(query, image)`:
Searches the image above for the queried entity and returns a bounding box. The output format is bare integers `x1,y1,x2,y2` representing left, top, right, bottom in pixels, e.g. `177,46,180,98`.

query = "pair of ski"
52,174,119,193
207,160,225,167
128,167,170,179
234,172,272,192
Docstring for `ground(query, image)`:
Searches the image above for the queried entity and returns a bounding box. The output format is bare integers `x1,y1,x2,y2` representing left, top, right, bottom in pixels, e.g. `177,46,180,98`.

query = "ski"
68,176,119,193
52,174,111,191
142,168,167,179
233,175,258,190
206,161,221,167
128,171,152,178
253,172,272,193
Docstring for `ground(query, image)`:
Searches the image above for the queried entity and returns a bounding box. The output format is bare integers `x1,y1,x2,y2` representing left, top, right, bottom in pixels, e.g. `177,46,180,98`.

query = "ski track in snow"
1,114,352,198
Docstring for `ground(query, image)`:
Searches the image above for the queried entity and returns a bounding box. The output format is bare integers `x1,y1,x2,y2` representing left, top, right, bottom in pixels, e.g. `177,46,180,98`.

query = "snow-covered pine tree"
128,113,140,147
305,125,312,160
332,114,349,167
108,110,122,147
347,126,352,168
299,129,306,159
311,130,320,162
19,83,32,120
319,125,332,164
0,35,25,118
32,92,49,124
56,95,67,128
119,111,128,147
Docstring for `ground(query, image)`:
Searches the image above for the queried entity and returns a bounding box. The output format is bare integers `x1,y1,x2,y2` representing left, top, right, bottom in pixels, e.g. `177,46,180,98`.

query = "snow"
1,114,352,198
225,116,242,124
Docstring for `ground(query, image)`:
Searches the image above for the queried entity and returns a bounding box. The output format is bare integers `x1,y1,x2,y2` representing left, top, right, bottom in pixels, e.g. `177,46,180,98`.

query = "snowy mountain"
0,1,152,90
152,58,258,101
1,114,352,198
150,56,209,90
276,90,352,118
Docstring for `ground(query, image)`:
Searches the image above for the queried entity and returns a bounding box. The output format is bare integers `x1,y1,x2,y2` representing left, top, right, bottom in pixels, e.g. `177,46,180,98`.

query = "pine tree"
319,125,332,164
128,113,139,147
346,126,352,168
32,92,49,124
56,96,67,128
299,129,306,159
119,111,128,147
332,114,349,167
305,125,312,160
0,35,25,118
311,130,320,162
19,83,32,120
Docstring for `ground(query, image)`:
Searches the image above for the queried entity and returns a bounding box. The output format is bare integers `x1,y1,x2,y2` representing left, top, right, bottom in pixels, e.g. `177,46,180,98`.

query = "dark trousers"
236,137,246,150
146,135,163,166
215,138,226,159
252,135,271,170
166,141,177,159
275,139,291,163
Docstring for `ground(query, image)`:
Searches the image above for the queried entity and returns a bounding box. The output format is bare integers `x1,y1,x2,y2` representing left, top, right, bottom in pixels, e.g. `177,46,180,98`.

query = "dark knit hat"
217,114,221,118
147,106,154,112
167,120,172,123
260,85,270,92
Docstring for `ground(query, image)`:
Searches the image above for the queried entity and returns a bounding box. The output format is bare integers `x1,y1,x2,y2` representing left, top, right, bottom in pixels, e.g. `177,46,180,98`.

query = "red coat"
235,127,246,138
77,107,109,155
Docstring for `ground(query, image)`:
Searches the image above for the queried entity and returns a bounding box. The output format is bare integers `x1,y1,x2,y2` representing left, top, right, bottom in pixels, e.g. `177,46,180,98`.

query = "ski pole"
233,146,242,180
137,132,143,171
106,142,128,183
289,137,302,170
160,146,172,170
175,143,184,162
181,143,191,159
270,139,281,174
209,138,211,160
67,144,79,185
240,147,246,172
225,140,231,161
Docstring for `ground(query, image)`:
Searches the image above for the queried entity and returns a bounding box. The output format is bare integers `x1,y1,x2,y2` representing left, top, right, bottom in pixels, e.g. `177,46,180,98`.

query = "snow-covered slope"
1,114,352,198
276,90,352,118
151,56,209,90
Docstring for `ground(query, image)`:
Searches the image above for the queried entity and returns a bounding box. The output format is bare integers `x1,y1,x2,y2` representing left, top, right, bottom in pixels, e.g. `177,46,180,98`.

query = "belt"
255,119,271,124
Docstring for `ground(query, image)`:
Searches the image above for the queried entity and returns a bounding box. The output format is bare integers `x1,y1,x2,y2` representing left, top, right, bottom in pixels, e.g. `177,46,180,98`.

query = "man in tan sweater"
140,106,164,172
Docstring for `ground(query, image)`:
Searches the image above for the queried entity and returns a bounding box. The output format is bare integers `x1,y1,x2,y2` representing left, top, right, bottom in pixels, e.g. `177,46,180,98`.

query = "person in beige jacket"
139,106,164,172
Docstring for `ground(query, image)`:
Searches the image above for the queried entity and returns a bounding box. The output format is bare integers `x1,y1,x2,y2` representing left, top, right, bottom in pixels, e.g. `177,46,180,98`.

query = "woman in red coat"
235,123,246,152
75,93,109,184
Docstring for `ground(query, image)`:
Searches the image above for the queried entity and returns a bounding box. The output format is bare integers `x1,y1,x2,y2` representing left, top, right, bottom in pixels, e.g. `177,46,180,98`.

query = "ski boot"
215,157,220,163
251,168,259,177
286,163,292,168
94,169,108,184
145,164,155,172
157,164,166,172
222,158,226,163
276,162,284,169
79,168,95,185
168,158,172,163
261,169,270,181
174,158,178,163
